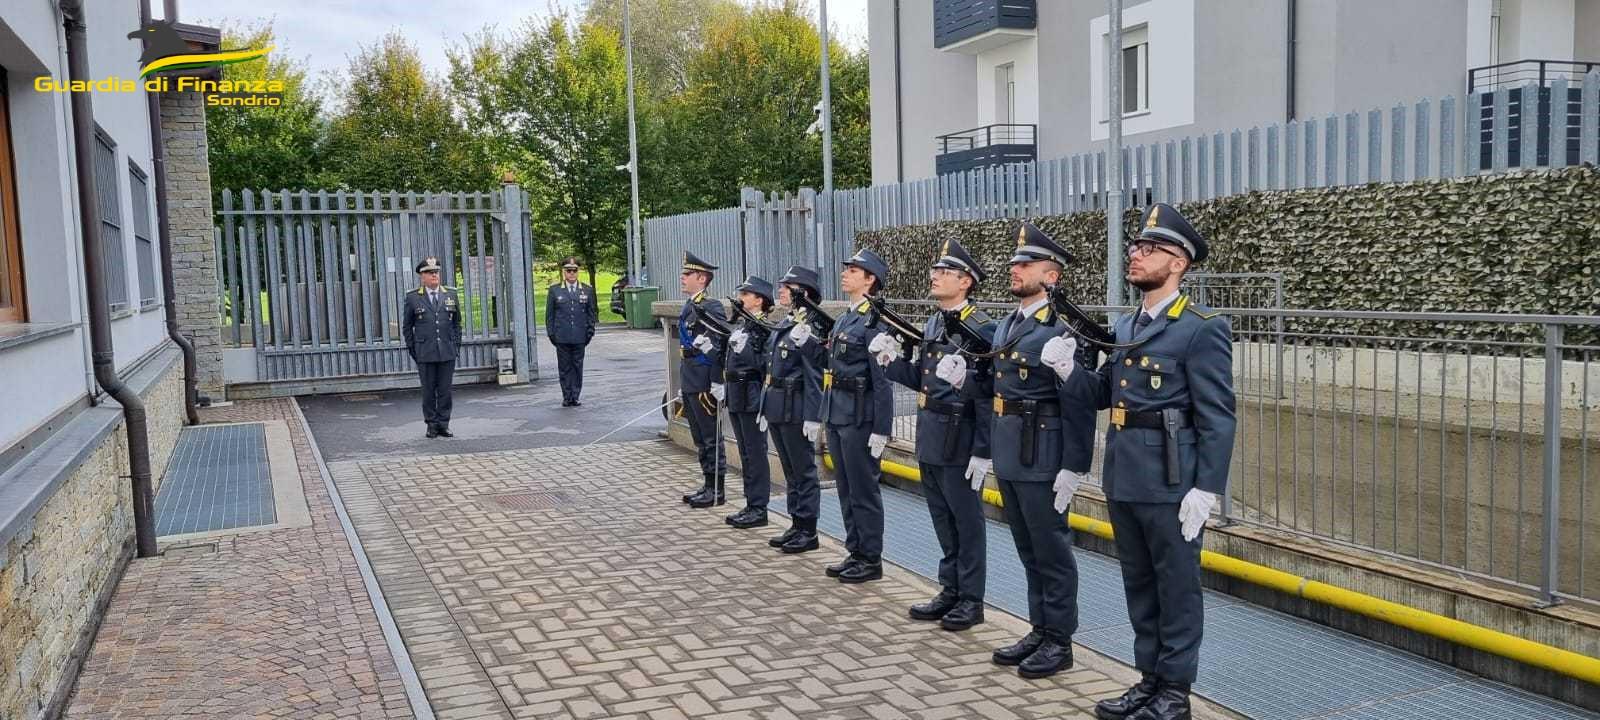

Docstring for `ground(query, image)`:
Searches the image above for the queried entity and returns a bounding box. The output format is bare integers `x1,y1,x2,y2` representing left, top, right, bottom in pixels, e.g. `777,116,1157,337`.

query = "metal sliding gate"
215,184,537,395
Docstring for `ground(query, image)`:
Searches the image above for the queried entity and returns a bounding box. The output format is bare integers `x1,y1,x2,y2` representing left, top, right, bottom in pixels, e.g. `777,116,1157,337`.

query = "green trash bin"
622,286,660,329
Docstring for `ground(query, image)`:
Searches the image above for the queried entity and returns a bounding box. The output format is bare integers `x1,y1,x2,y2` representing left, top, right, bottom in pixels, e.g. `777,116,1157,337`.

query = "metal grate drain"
477,492,573,512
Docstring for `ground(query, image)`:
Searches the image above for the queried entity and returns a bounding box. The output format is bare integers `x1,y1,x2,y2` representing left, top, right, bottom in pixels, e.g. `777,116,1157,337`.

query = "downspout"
141,0,200,425
60,0,160,558
1286,0,1297,122
893,0,904,182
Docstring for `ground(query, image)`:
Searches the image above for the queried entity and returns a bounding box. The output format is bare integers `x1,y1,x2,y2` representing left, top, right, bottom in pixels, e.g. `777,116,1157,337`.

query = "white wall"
1087,0,1196,142
975,38,1038,128
1501,0,1577,62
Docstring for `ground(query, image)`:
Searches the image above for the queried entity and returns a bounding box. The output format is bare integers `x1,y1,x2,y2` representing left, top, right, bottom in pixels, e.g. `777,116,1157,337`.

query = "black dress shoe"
779,530,819,554
725,508,748,525
909,588,960,621
425,425,439,438
825,556,860,578
571,400,582,407
1125,683,1190,720
838,559,882,584
1095,675,1162,720
436,427,454,438
684,487,712,505
688,492,726,509
939,600,985,631
1017,639,1073,679
768,526,799,548
729,508,768,528
992,630,1045,666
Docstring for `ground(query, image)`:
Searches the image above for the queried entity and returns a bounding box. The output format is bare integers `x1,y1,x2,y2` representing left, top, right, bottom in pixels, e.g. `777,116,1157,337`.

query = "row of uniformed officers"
673,203,1235,720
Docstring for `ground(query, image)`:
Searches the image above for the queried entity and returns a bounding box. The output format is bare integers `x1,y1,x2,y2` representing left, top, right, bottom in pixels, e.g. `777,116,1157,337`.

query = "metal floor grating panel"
155,424,275,536
770,481,1599,720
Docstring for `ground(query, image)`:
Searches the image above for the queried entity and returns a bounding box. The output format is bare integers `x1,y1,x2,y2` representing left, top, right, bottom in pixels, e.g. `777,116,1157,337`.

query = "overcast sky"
180,0,870,92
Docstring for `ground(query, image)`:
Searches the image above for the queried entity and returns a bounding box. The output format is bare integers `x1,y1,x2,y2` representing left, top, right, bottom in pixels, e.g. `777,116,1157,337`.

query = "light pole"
624,0,643,285
819,0,834,194
1106,0,1125,309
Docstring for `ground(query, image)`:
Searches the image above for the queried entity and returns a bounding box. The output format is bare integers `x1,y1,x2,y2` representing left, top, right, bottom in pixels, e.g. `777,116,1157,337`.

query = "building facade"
870,0,1600,183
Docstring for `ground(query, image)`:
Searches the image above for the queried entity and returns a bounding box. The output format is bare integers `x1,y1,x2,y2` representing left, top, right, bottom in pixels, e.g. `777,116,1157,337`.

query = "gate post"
503,183,533,384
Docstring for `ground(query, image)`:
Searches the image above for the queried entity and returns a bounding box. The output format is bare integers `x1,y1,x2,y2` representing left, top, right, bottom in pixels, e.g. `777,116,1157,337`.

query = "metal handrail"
935,123,1037,155
1467,58,1600,93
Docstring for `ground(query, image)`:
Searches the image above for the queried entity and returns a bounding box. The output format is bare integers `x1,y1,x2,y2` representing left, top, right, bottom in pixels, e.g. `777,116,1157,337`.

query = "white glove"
1052,470,1087,513
1179,488,1219,542
756,415,768,432
868,332,894,354
693,334,714,354
789,322,813,346
709,383,725,402
964,456,992,492
802,420,821,442
868,433,889,458
1041,336,1078,378
935,353,967,389
729,330,748,354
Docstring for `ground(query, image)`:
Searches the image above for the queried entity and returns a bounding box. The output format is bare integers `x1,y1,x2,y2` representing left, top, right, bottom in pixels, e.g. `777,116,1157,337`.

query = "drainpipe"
60,0,160,558
1285,0,1297,121
139,0,199,425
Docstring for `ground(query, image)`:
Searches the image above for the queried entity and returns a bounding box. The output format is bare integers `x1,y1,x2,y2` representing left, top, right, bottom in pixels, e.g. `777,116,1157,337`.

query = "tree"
322,33,493,192
582,0,740,100
451,17,631,287
204,23,327,202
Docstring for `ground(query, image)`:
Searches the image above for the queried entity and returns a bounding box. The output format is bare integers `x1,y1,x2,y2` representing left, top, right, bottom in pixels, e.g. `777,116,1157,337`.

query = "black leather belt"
992,397,1059,466
828,373,868,424
1111,408,1194,485
765,374,804,424
921,392,974,460
724,369,762,382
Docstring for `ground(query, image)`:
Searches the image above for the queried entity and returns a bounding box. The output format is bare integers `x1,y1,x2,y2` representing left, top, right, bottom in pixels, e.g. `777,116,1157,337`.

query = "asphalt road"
298,327,670,462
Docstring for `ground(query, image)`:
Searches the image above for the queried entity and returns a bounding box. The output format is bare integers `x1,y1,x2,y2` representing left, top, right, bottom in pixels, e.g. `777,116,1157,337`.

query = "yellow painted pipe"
819,450,1600,685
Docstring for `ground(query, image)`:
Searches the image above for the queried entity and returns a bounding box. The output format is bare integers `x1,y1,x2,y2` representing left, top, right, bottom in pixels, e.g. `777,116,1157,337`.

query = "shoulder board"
1166,295,1190,319
1186,304,1221,320
968,308,992,324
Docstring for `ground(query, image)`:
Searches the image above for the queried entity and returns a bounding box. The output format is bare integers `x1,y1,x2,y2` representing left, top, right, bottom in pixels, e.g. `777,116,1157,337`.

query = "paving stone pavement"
331,438,1234,720
63,399,414,720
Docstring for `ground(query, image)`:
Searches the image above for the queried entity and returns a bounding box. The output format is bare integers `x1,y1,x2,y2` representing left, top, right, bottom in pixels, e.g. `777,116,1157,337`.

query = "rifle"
863,295,922,361
790,291,836,336
726,297,783,334
688,300,734,342
1046,283,1149,352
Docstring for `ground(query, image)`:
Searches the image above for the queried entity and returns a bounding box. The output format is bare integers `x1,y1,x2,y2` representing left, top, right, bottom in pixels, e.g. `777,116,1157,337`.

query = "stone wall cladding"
159,91,223,400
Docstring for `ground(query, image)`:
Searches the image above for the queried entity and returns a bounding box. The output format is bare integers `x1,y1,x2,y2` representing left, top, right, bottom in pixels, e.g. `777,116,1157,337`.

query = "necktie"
430,290,440,309
1133,311,1153,336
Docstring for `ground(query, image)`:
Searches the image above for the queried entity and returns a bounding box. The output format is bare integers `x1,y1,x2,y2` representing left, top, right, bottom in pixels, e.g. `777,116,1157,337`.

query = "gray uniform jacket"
546,282,598,345
1062,295,1237,503
722,312,772,414
989,304,1098,483
883,305,997,467
759,308,828,425
677,292,726,394
402,286,462,363
814,299,895,435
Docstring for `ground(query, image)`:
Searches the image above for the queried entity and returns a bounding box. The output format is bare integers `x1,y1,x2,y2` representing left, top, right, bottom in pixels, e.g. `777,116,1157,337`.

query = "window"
995,62,1016,124
129,163,157,308
1121,26,1149,115
91,126,129,312
0,71,25,323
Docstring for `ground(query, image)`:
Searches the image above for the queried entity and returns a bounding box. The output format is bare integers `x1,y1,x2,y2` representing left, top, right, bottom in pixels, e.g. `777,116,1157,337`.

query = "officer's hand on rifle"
1052,469,1086,513
1179,488,1219,541
868,332,897,366
710,383,725,403
729,329,748,354
964,456,992,491
935,354,967,389
802,420,821,442
692,334,714,354
790,322,813,346
1041,336,1078,378
868,433,889,458
756,415,768,432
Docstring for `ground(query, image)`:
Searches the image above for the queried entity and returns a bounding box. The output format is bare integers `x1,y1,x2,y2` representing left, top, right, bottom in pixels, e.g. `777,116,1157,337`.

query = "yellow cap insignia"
1017,226,1027,246
941,239,950,256
1146,206,1160,229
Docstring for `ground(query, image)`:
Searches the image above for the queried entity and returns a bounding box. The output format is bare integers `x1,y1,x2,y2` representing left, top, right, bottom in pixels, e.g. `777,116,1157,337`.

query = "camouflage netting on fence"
855,166,1600,350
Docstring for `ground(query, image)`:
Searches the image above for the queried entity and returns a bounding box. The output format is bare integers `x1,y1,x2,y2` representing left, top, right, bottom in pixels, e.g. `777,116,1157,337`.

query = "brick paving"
63,399,414,720
330,438,1228,720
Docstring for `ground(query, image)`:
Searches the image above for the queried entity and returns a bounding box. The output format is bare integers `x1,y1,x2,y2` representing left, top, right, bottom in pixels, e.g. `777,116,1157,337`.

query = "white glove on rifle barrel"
790,322,813,346
868,433,889,458
1179,488,1219,541
964,456,992,492
729,329,748,354
802,420,821,442
693,334,714,354
1041,336,1078,378
935,353,967,389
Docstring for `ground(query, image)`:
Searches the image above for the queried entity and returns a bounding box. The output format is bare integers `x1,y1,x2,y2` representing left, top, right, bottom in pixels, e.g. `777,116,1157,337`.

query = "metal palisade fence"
644,73,1600,300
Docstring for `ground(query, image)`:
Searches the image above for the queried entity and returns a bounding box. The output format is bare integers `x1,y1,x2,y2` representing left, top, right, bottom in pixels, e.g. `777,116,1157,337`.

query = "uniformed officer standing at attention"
759,266,827,555
677,252,729,508
546,256,598,407
722,275,776,529
873,238,996,631
1051,204,1235,720
402,257,462,438
800,248,895,584
986,222,1098,680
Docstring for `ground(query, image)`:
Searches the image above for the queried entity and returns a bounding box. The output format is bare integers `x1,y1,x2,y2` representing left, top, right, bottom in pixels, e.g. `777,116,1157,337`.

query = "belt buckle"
993,396,1004,415
1110,407,1127,428
918,392,927,409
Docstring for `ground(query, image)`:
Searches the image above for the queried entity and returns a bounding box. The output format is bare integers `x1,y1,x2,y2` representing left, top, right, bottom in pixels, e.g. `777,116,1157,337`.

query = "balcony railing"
934,123,1036,175
934,0,1036,50
1466,59,1600,169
